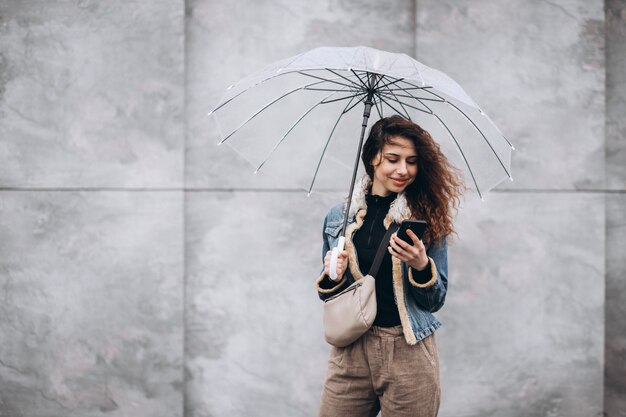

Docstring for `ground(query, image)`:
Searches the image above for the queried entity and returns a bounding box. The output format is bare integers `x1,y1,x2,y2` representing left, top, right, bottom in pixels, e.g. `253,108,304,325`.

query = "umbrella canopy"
209,46,514,204
209,46,514,279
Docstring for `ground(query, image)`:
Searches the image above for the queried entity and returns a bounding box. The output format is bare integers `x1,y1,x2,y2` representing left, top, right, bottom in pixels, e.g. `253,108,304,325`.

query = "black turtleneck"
318,192,434,324
352,192,401,327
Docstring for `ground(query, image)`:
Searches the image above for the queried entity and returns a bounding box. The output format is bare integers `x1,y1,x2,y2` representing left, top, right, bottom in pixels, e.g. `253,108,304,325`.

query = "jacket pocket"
324,220,343,238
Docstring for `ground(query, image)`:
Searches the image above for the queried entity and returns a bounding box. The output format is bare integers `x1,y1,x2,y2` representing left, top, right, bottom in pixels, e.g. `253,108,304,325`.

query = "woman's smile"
390,178,408,186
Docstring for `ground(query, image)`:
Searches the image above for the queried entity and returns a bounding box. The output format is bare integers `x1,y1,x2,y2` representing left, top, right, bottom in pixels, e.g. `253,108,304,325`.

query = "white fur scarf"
343,174,412,224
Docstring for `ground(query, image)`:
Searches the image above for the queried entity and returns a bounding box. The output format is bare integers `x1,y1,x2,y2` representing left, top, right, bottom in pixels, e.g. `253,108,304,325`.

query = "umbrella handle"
329,236,346,281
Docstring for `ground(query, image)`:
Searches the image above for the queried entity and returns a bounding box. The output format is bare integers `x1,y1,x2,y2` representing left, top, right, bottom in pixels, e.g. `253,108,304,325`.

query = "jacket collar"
344,173,412,227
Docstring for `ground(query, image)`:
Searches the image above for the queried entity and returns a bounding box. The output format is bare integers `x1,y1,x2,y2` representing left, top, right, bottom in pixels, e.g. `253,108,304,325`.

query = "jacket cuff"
316,272,348,294
408,257,438,288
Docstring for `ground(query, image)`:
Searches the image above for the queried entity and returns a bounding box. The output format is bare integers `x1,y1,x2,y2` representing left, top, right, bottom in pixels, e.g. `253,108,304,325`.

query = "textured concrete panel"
438,192,604,417
0,192,183,417
606,0,626,190
0,1,184,188
416,0,605,190
605,194,626,417
186,0,415,190
186,191,336,417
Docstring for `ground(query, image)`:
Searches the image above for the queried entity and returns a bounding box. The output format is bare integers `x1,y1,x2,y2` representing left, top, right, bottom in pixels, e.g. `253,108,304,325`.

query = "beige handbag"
323,224,399,347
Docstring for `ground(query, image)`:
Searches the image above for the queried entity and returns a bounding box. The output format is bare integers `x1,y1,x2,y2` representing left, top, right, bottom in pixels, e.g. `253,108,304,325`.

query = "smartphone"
396,220,427,245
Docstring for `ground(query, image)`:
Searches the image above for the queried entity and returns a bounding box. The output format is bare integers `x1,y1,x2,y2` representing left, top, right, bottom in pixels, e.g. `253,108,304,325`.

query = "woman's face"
370,136,418,197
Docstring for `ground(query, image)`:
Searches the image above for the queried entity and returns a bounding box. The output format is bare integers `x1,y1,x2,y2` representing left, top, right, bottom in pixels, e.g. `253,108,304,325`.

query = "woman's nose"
396,162,408,174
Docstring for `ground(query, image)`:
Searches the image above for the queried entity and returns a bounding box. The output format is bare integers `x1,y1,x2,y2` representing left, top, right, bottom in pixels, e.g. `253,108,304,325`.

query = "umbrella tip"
509,176,514,182
217,141,223,146
254,168,259,174
307,192,312,197
207,110,213,116
479,109,485,115
277,68,283,73
227,84,234,90
511,145,516,151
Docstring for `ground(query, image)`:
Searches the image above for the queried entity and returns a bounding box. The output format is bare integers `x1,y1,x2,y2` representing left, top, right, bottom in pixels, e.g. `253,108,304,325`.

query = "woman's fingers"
324,250,348,278
390,234,427,267
388,238,407,261
408,230,426,253
390,234,411,254
406,229,423,247
392,233,425,259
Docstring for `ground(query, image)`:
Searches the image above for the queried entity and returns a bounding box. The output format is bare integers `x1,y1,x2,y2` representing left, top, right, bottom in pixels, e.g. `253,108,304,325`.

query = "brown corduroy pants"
318,325,441,417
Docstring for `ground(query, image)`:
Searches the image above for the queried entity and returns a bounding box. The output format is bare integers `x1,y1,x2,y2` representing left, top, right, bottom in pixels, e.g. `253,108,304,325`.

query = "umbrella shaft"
342,97,374,236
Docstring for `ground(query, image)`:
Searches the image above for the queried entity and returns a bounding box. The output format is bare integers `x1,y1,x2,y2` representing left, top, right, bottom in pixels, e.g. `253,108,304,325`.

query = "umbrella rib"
384,90,448,103
380,89,445,102
479,111,515,150
377,85,428,118
446,100,512,178
377,88,433,114
388,81,445,102
209,74,288,114
416,97,484,199
297,71,360,90
255,89,350,173
320,92,366,105
350,69,370,90
324,68,364,90
307,94,359,194
218,77,350,145
304,86,360,93
344,92,368,113
376,93,412,121
365,71,402,90
372,75,384,91
392,80,439,94
377,91,432,115
375,76,406,91
432,113,483,200
375,91,411,120
373,95,384,118
384,86,430,91
416,88,512,178
210,62,318,113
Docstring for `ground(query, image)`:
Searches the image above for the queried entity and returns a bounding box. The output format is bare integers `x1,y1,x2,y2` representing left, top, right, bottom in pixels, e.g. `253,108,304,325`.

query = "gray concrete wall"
416,1,606,415
605,1,626,416
0,1,185,416
0,0,623,416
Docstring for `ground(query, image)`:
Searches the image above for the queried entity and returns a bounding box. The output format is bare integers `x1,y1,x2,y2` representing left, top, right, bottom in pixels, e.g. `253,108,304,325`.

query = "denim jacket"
315,175,449,345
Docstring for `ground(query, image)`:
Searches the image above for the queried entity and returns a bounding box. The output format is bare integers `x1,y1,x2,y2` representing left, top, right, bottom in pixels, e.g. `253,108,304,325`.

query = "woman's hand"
324,250,349,281
389,229,429,271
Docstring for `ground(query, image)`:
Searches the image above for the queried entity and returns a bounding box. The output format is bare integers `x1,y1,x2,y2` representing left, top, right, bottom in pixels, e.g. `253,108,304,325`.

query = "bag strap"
368,223,400,277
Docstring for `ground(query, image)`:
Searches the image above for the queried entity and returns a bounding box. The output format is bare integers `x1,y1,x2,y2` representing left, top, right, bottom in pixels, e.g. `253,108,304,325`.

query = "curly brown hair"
362,115,465,246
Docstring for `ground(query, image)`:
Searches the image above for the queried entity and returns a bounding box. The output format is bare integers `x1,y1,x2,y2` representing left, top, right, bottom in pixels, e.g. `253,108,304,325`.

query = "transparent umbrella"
209,45,514,278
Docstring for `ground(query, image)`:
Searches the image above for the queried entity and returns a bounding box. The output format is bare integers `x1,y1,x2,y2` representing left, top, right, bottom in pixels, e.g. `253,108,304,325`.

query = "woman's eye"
387,159,398,163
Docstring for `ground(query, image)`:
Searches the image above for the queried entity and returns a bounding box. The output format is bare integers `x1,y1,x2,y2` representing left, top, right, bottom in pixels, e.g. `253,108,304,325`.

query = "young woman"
316,115,464,417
